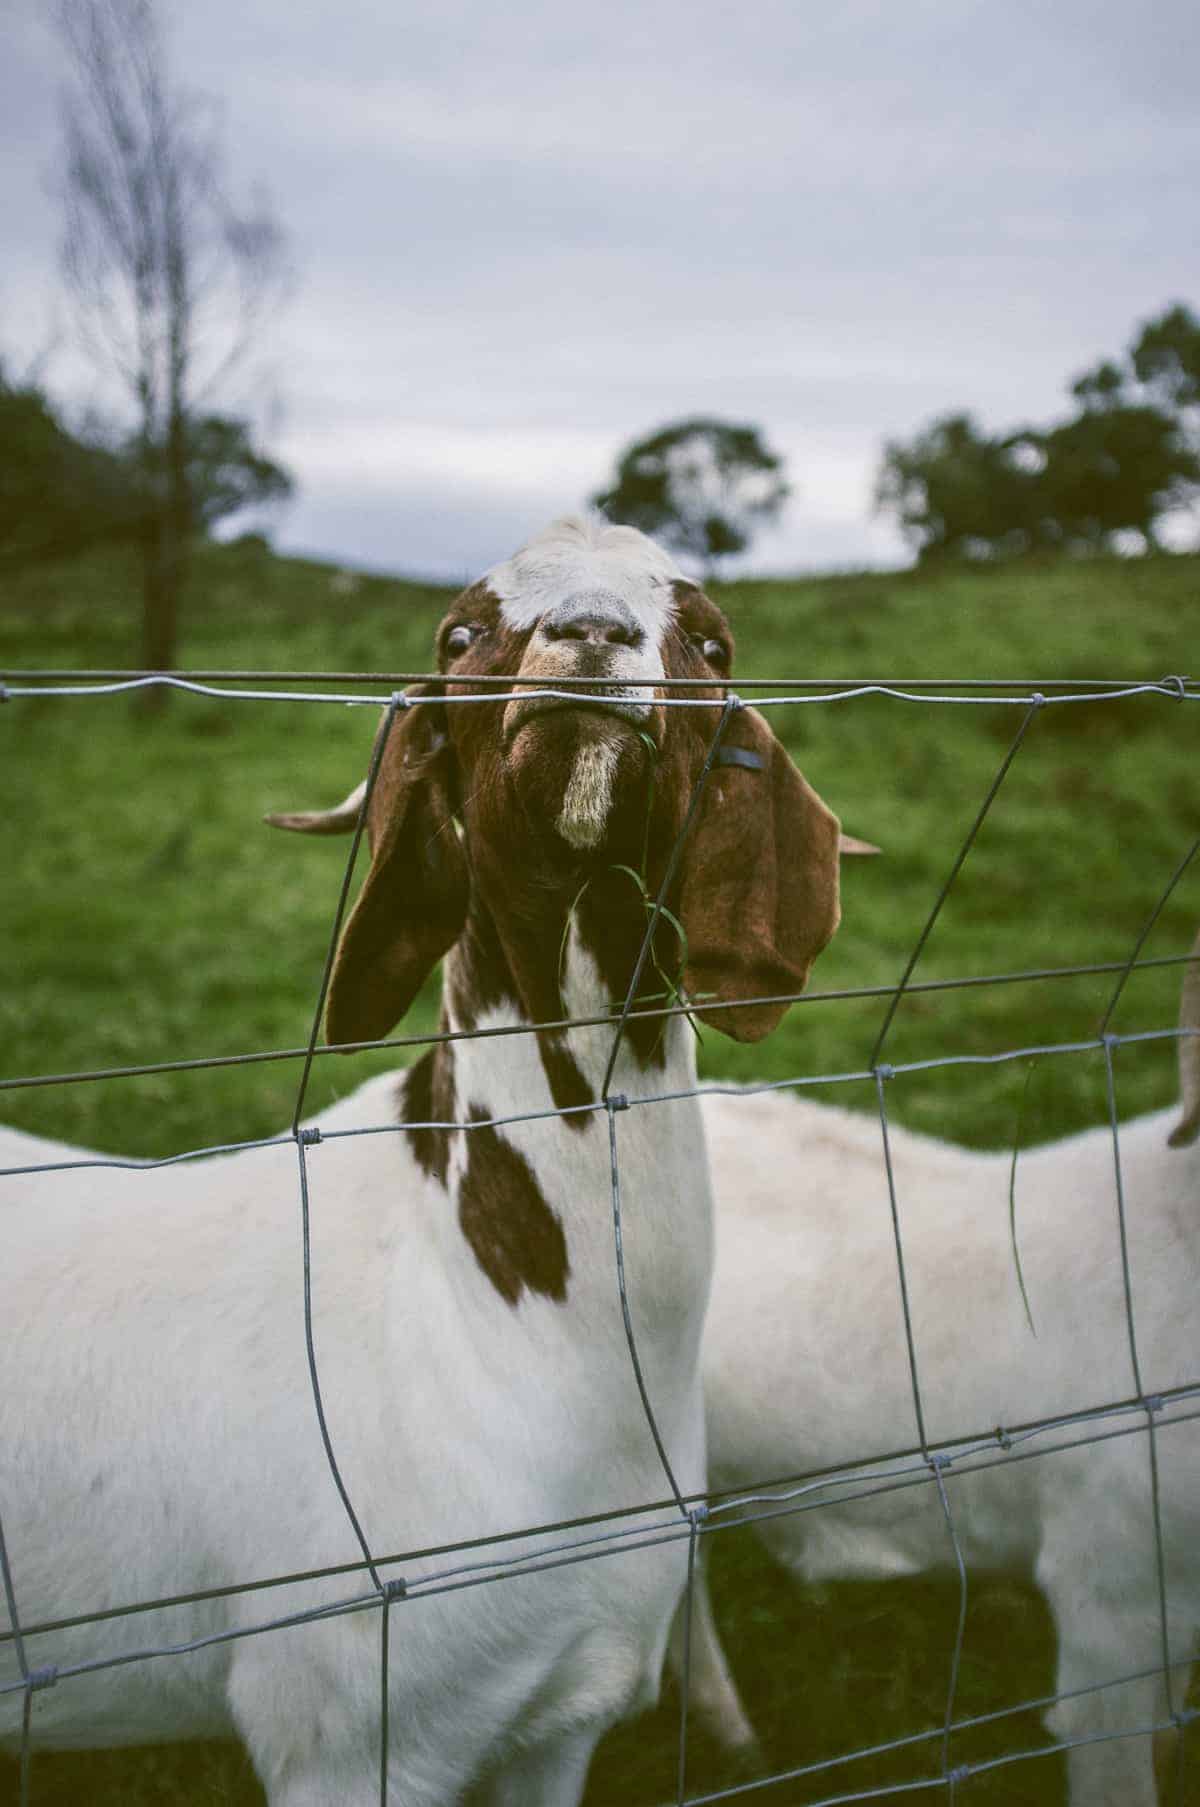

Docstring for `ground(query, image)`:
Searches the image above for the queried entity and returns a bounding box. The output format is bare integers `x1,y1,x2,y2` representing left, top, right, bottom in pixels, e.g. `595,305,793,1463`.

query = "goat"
684,936,1200,1805
0,516,845,1807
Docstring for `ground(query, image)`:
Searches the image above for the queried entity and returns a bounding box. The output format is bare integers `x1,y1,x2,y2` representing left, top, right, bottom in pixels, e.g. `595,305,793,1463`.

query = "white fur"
486,515,683,646
557,738,624,851
692,1081,1200,1805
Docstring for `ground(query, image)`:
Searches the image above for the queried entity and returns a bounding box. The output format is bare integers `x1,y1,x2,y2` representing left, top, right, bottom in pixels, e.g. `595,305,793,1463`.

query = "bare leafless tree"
56,0,289,674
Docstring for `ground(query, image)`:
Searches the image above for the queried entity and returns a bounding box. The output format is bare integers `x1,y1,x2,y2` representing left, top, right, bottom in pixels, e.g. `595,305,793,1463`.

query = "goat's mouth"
500,693,660,854
501,689,657,745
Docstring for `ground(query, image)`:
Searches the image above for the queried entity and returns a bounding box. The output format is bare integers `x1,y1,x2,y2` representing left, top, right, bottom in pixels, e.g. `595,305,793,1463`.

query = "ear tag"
715,746,765,772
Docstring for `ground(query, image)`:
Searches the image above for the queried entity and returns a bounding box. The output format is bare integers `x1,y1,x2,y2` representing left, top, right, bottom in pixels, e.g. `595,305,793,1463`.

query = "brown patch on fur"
397,1042,455,1187
445,908,520,1034
572,863,689,1072
669,580,736,672
439,585,530,697
459,1105,570,1306
448,909,593,1125
535,1029,594,1123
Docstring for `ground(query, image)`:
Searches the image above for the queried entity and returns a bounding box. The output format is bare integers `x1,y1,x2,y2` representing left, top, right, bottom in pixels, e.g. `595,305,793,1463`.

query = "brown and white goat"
0,516,843,1807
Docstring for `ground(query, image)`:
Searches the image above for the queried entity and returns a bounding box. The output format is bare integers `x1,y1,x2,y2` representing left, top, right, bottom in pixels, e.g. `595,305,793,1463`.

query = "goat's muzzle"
502,687,656,744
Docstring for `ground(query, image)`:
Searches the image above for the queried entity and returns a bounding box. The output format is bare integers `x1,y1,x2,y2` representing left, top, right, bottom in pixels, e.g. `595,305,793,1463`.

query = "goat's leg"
269,1764,463,1807
1037,1441,1185,1807
265,1735,496,1807
475,1724,602,1807
229,1629,492,1807
666,1553,762,1765
1044,1637,1164,1807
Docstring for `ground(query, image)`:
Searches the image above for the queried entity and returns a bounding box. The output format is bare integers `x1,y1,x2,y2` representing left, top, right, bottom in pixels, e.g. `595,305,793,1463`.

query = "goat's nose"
541,589,644,649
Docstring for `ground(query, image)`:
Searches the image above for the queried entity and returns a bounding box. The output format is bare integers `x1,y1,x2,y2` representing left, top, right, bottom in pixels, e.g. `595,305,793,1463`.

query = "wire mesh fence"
1,666,1198,1806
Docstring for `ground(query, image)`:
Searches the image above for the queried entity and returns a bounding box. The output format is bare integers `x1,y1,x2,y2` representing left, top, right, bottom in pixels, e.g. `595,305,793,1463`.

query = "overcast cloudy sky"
4,0,1199,580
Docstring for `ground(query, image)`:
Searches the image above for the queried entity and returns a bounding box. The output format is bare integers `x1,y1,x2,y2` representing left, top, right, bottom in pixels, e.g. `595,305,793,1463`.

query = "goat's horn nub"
264,779,368,836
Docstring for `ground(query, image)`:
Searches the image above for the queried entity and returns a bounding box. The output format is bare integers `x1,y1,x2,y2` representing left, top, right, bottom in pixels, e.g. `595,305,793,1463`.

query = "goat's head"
269,517,844,1059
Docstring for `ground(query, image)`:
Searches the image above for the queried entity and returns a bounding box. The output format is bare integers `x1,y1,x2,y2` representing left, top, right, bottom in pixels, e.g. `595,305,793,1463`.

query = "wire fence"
1,667,1198,1806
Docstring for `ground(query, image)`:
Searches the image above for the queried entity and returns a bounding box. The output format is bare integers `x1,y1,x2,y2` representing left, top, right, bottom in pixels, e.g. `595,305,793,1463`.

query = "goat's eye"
697,636,729,669
445,624,477,657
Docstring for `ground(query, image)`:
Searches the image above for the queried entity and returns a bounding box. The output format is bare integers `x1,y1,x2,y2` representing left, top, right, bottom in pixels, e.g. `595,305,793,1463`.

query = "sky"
3,0,1199,582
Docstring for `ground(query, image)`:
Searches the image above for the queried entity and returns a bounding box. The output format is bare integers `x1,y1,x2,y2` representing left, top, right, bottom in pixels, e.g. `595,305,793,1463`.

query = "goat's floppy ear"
267,692,468,1045
679,706,841,1042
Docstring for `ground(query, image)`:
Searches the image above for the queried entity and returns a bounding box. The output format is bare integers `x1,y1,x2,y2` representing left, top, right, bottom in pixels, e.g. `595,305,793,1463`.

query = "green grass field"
2,538,1198,1804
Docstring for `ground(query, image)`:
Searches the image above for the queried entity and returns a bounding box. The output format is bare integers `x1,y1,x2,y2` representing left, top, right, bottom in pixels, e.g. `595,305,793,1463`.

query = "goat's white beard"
556,734,623,851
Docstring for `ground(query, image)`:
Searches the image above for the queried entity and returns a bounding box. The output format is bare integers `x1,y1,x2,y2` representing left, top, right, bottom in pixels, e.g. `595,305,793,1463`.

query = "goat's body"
698,1088,1199,1804
1,1014,711,1801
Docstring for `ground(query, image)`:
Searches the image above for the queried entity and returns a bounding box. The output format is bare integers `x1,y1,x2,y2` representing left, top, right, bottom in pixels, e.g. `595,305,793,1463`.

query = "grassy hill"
1,538,1197,1804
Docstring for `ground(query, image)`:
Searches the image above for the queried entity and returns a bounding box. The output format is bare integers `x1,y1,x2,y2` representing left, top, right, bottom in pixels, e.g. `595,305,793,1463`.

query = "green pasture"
1,540,1197,1803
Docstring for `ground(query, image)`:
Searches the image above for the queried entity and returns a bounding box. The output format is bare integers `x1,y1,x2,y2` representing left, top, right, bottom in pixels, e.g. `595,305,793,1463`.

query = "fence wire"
1,669,1198,1807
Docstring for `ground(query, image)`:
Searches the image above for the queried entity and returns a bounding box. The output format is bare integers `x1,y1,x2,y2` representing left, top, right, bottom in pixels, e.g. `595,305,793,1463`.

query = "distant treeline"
5,301,1197,602
875,302,1200,563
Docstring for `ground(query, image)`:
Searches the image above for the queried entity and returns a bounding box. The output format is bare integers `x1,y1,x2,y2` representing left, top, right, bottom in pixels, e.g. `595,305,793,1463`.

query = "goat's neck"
446,885,699,1101
401,892,711,1339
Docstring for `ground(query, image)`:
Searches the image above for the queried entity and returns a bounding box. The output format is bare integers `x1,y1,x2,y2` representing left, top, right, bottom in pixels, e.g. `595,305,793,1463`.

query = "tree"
0,365,138,566
1057,306,1200,549
1130,302,1200,418
875,302,1200,562
0,360,292,570
56,0,290,673
874,413,1053,563
181,414,293,533
591,417,789,576
1042,402,1198,553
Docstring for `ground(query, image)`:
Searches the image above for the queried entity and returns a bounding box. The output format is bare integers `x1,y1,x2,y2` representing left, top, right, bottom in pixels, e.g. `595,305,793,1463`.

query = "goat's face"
270,517,844,1055
438,524,735,873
